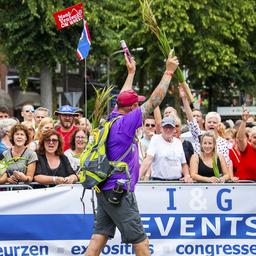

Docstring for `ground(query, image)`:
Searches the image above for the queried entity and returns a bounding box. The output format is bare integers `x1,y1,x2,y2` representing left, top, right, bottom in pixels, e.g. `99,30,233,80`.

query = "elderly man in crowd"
140,116,192,182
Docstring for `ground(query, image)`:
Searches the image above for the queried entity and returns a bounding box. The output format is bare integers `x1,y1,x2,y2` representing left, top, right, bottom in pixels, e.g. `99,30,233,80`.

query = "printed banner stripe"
1,213,256,240
0,214,94,241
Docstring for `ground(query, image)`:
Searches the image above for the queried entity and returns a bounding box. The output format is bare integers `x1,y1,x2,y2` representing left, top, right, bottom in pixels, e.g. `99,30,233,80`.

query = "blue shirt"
0,140,7,160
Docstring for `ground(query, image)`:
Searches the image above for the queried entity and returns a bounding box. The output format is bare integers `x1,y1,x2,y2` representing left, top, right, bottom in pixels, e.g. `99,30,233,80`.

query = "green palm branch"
91,85,115,129
139,0,185,83
212,155,220,178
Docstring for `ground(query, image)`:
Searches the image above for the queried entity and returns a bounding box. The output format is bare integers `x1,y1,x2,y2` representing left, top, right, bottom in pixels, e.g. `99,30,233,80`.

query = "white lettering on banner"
202,217,220,236
155,217,175,236
189,188,207,210
142,217,151,236
181,217,196,236
1,184,256,255
142,215,256,238
226,217,243,235
58,9,83,28
246,217,256,236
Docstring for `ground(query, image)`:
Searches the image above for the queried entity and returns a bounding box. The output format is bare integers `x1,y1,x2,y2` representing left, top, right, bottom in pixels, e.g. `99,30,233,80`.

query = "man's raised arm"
120,55,136,93
140,53,179,118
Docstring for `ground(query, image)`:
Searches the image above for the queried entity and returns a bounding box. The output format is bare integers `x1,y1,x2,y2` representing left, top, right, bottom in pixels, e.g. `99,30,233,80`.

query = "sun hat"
54,105,79,116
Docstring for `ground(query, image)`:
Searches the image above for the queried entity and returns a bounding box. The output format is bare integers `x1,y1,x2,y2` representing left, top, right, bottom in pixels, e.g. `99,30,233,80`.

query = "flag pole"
84,59,87,119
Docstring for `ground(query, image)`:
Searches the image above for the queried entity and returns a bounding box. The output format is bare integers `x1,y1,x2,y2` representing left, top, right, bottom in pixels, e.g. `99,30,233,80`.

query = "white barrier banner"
0,183,256,256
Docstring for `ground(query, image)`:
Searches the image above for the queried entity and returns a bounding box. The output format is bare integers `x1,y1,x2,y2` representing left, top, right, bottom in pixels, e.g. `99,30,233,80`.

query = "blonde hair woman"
79,117,92,133
29,117,54,151
190,132,229,183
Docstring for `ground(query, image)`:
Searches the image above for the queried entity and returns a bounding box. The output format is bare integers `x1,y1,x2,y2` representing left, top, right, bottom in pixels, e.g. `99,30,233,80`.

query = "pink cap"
117,90,146,107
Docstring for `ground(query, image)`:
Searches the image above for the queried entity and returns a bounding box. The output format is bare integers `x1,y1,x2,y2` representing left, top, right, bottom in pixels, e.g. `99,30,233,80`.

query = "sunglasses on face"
44,138,59,144
145,124,155,128
24,109,34,113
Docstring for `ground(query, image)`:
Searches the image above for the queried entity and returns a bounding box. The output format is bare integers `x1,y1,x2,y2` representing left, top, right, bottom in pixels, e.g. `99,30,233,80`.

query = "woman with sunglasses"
64,128,88,172
34,129,78,185
0,124,37,184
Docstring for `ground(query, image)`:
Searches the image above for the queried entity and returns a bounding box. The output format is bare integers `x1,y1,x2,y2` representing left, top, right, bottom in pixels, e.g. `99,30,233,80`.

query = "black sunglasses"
45,138,59,144
145,124,155,128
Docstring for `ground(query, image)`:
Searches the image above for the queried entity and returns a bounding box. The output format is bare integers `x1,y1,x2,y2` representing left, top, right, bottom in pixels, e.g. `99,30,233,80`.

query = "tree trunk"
40,65,53,114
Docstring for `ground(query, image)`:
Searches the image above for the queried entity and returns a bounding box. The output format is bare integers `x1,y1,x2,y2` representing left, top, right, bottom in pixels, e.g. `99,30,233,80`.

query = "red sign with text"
53,3,84,30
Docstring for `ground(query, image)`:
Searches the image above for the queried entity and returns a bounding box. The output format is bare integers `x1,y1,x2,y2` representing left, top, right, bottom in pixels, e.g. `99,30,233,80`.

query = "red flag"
53,3,84,30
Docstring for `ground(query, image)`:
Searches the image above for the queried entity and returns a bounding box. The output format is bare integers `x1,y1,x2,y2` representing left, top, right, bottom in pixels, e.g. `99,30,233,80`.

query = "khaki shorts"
93,190,147,244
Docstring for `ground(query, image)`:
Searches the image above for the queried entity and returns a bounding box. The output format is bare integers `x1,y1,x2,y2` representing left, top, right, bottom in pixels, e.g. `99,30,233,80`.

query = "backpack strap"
108,116,135,193
117,142,133,162
115,140,134,193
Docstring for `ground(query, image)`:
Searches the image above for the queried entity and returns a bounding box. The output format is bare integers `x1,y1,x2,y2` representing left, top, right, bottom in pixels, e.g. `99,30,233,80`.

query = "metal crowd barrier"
0,183,33,191
0,182,48,191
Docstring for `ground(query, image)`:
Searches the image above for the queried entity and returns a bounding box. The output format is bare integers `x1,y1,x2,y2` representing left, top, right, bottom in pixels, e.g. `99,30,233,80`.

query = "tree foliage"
0,0,256,110
0,0,81,88
86,0,256,107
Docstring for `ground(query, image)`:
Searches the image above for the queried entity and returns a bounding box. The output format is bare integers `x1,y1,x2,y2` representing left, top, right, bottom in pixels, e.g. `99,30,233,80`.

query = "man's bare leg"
133,238,150,256
85,234,108,256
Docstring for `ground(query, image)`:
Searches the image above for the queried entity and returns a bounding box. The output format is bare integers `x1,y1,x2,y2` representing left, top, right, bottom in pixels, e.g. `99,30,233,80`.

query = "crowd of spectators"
0,104,90,187
0,90,256,188
138,87,256,183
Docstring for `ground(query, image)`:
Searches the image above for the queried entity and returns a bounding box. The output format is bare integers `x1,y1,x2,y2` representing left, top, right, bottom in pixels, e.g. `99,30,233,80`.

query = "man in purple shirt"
101,92,145,192
86,53,179,256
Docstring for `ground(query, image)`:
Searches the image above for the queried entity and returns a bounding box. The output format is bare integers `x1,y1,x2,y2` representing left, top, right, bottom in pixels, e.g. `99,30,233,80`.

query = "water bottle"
107,179,126,205
120,40,131,62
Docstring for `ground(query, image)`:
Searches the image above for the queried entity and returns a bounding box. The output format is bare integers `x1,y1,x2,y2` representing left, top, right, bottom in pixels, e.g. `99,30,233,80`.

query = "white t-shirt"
147,135,186,180
64,149,80,171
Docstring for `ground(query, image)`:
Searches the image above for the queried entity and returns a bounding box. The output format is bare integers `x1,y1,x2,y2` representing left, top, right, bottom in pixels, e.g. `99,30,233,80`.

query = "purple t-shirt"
100,107,143,192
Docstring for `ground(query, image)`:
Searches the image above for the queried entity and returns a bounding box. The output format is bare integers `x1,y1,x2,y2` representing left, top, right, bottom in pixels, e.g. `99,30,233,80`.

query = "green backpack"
79,117,132,193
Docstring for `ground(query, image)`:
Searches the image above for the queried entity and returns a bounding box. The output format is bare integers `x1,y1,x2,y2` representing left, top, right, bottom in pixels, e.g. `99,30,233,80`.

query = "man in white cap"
140,116,192,182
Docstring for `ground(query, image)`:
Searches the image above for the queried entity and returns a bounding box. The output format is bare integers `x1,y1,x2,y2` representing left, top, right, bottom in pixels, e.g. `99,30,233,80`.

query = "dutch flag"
76,19,91,60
